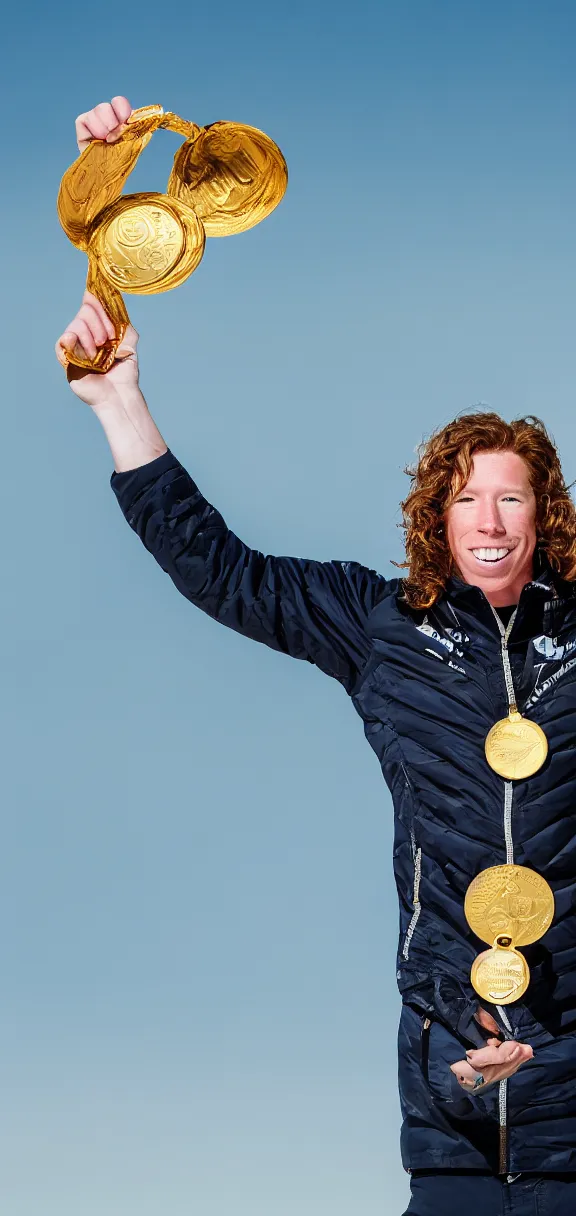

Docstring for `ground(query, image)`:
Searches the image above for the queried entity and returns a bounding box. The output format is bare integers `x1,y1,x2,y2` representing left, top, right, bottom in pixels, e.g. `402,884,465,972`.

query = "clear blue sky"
3,2,576,1212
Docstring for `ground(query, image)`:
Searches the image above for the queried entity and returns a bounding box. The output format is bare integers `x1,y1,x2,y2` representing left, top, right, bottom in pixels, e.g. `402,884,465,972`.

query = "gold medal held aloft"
57,105,288,373
465,864,554,1005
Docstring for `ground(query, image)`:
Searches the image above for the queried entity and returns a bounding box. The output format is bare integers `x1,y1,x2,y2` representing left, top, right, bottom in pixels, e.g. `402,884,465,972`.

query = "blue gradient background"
3,2,576,1212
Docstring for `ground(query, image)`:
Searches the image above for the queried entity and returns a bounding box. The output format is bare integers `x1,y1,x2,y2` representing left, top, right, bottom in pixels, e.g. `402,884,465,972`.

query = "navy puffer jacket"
112,449,576,1177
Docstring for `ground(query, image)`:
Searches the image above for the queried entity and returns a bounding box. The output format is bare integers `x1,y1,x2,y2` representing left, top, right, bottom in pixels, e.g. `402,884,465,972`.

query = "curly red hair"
399,412,576,609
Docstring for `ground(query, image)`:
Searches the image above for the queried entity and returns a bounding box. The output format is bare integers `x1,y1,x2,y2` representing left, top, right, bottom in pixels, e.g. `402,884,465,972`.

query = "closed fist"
75,96,133,152
55,291,139,409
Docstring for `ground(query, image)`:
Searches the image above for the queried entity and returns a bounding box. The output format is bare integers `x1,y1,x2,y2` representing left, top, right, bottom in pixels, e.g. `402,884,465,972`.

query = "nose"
478,499,506,535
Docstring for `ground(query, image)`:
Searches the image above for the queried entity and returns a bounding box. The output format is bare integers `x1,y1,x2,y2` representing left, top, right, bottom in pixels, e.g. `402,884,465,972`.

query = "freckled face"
444,451,537,606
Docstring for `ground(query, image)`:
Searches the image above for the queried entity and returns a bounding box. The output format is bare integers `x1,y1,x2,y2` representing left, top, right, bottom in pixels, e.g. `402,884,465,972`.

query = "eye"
454,495,474,503
502,496,520,502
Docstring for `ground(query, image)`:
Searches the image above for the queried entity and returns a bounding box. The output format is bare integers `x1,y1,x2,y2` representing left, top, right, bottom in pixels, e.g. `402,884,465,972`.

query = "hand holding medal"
57,102,287,373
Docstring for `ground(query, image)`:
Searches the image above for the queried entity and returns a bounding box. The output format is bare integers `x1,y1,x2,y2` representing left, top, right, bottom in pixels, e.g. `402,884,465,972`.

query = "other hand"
75,96,133,152
450,1007,533,1092
55,291,140,410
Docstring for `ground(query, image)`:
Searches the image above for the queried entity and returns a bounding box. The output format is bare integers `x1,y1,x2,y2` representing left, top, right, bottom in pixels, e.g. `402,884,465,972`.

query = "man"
56,98,576,1216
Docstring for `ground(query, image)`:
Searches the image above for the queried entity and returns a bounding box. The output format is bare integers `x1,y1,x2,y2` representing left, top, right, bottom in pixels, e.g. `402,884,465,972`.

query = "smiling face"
444,450,537,606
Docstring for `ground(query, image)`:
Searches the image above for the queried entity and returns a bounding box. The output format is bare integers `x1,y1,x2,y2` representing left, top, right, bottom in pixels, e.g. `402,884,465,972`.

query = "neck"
454,565,536,608
484,587,522,608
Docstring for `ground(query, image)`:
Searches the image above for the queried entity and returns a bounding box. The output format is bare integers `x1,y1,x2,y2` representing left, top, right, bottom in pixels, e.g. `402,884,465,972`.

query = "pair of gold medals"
465,864,554,1005
464,629,554,1005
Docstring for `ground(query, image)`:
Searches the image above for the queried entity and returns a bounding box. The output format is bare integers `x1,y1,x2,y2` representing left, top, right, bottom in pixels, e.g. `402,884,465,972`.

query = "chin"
463,558,533,594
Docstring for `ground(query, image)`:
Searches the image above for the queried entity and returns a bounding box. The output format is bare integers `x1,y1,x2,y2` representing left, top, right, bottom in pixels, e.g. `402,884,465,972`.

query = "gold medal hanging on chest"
484,606,548,779
485,711,548,780
471,937,531,1004
463,607,553,1004
465,864,555,1004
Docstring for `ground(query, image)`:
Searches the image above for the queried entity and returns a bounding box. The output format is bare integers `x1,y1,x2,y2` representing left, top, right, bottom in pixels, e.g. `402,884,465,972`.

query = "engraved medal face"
485,713,548,780
471,945,530,1004
100,203,185,289
465,864,554,948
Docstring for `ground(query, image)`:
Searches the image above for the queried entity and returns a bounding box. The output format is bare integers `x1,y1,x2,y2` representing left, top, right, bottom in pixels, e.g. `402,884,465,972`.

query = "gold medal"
465,864,554,947
465,864,554,1004
485,710,548,780
90,194,206,295
57,106,288,373
471,937,530,1005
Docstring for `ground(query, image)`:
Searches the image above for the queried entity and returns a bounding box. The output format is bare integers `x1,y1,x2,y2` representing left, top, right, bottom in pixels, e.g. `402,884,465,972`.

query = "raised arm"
116,445,389,687
56,98,388,689
57,290,386,689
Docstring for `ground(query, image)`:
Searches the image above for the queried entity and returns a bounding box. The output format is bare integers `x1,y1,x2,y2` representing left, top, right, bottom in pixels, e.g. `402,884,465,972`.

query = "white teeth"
471,548,511,562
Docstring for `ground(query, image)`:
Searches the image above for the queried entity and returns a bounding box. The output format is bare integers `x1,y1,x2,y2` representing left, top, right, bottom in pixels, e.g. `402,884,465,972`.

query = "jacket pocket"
419,1014,486,1115
421,1016,462,1104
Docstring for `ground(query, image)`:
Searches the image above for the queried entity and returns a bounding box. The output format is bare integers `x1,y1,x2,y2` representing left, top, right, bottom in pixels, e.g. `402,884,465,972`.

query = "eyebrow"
456,486,529,494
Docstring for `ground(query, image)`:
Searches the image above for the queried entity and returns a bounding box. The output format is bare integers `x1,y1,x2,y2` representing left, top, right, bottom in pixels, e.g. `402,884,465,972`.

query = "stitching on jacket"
498,1079,508,1174
402,835,422,961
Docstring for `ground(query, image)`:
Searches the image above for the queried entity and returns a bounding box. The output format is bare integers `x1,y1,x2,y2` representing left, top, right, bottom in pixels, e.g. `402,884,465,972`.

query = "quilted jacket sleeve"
111,450,388,694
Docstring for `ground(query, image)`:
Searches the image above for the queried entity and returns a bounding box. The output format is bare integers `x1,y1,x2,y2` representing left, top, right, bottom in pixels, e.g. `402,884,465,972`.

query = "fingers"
110,96,133,124
56,329,86,366
75,96,132,151
465,1044,514,1069
450,1060,486,1090
55,336,72,368
450,1041,534,1092
466,1040,533,1070
56,294,116,364
56,294,139,368
68,306,108,357
80,291,116,339
477,1052,531,1086
116,324,139,357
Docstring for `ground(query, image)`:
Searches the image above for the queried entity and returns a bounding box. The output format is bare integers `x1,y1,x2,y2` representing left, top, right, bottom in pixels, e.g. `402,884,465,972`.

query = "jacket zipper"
489,605,519,1176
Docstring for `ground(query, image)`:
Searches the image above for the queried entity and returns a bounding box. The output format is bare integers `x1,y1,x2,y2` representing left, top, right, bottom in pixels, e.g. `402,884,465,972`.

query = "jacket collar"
440,553,576,642
445,551,574,607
